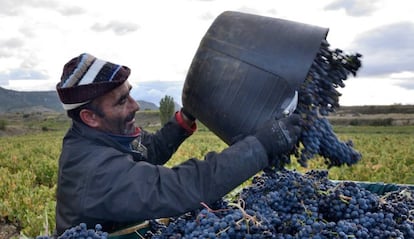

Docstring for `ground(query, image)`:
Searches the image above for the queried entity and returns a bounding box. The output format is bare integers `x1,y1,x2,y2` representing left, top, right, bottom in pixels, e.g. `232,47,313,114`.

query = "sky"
0,0,413,106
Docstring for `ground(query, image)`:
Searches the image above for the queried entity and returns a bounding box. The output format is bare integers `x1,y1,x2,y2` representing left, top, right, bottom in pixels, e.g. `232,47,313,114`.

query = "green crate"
334,180,414,195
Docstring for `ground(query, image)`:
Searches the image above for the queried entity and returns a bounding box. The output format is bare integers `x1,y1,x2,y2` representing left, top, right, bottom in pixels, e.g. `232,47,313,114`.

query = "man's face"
92,81,140,135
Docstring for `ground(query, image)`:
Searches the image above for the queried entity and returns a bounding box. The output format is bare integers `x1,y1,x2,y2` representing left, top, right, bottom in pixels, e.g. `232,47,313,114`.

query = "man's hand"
254,114,301,160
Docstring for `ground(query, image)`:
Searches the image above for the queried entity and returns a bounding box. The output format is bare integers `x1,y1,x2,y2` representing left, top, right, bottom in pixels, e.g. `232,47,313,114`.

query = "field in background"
327,104,414,126
0,109,413,237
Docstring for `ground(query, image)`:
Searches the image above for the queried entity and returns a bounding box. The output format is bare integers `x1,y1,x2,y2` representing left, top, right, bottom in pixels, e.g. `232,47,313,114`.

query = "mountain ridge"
0,87,160,113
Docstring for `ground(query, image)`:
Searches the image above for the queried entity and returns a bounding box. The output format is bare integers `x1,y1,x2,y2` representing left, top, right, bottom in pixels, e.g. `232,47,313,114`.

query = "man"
55,53,301,236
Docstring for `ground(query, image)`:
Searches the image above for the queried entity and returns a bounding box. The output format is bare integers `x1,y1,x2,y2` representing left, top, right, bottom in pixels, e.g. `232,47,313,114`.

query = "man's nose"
129,96,140,111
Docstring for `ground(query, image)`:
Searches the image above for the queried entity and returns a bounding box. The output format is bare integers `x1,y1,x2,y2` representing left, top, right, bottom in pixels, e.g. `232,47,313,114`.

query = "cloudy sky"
0,0,413,106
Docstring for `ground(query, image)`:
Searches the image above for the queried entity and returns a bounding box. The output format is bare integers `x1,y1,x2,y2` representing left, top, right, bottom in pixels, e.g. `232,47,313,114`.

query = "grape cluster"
149,169,414,238
284,39,363,168
36,223,108,239
296,117,361,168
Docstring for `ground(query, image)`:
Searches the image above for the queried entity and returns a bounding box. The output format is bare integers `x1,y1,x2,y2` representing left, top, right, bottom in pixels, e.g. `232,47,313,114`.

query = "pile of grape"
276,39,363,169
148,169,414,238
36,223,108,239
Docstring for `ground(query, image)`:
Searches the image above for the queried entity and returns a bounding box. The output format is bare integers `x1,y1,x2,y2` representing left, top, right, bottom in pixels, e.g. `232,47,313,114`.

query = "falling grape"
275,39,363,169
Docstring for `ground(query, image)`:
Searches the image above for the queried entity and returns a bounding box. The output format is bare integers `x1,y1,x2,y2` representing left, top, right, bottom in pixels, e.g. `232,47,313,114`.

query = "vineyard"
0,111,413,237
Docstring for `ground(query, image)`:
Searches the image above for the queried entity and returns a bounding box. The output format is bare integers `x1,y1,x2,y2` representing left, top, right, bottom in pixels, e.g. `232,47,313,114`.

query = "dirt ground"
0,218,19,239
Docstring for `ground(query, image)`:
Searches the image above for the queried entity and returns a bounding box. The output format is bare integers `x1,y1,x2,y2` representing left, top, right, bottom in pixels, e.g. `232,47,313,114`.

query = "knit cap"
56,53,131,110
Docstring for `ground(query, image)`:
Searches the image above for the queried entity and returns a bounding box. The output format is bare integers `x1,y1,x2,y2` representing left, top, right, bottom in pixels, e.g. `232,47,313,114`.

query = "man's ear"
79,109,100,128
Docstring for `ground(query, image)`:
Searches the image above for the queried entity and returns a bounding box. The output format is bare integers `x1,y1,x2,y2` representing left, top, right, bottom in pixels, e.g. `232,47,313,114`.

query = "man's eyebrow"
114,85,132,105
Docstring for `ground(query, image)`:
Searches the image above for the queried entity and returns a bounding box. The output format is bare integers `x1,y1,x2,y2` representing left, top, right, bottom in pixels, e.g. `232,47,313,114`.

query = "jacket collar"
70,121,147,160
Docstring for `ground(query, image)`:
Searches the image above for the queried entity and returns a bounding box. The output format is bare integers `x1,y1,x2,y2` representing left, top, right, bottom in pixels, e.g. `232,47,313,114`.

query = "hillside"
0,87,62,112
0,87,159,113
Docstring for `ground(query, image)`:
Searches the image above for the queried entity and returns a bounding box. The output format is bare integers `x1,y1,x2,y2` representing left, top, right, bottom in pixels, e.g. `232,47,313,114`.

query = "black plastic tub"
182,11,329,145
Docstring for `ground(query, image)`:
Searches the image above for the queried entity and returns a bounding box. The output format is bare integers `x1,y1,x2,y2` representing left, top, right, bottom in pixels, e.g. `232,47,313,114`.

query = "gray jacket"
55,115,268,235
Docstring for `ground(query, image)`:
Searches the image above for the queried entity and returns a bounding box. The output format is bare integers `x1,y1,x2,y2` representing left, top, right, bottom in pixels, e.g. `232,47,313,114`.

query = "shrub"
0,119,6,130
159,95,175,125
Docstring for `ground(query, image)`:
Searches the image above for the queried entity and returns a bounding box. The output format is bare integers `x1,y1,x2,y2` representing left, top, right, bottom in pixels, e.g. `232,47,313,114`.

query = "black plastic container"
182,11,329,144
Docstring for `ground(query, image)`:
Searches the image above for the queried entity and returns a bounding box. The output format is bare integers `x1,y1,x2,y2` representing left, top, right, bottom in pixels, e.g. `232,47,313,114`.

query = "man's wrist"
176,110,197,134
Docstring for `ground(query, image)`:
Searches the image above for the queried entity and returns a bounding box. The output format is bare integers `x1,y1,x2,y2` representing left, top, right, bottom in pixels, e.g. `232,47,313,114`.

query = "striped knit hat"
56,53,131,110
